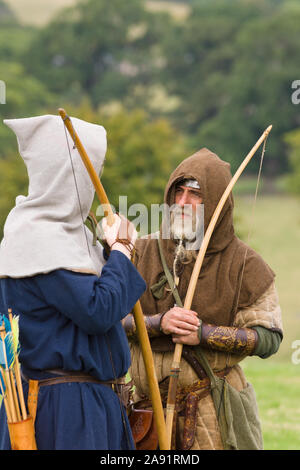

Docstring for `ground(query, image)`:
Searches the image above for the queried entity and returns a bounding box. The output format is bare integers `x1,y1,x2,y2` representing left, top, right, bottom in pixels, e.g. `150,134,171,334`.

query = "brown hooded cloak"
134,148,275,326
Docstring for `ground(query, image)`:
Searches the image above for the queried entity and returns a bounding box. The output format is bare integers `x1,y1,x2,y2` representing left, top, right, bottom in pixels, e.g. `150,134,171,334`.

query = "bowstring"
63,122,91,257
225,134,269,371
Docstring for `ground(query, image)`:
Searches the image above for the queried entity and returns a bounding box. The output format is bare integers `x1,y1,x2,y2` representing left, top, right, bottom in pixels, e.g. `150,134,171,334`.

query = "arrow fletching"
0,368,5,395
0,369,5,413
1,312,20,355
9,313,20,355
0,331,15,369
0,313,10,332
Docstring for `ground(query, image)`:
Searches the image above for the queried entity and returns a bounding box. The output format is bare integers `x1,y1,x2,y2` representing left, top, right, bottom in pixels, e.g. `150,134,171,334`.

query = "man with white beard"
123,148,283,450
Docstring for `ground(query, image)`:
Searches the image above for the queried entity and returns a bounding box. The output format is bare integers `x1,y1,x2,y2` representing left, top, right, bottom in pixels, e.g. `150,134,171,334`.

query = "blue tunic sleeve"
34,250,146,335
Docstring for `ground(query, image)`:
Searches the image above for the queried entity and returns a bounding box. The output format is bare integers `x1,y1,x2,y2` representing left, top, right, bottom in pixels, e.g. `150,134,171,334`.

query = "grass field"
6,0,189,26
234,193,300,450
6,0,78,26
242,359,300,450
234,193,300,362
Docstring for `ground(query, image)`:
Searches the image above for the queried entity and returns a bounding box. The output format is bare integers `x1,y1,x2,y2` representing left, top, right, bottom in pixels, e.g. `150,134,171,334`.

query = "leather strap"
38,375,113,387
27,380,39,425
23,370,126,388
157,236,183,307
24,371,128,428
151,336,209,380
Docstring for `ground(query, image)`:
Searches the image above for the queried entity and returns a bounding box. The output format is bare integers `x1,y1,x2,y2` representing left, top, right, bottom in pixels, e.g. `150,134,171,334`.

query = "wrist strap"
110,238,135,256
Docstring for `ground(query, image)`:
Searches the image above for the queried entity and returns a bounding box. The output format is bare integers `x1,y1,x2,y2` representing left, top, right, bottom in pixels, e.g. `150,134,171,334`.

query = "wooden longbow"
59,108,168,450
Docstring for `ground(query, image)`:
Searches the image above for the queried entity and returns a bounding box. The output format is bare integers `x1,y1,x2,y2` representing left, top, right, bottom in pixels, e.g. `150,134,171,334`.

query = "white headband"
177,178,200,189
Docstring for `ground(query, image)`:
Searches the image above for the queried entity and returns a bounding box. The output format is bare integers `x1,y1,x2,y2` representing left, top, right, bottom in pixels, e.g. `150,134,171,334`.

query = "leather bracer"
122,313,164,340
199,323,258,356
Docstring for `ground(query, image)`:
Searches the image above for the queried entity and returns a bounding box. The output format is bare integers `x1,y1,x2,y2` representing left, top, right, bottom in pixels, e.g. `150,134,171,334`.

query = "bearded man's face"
170,184,203,243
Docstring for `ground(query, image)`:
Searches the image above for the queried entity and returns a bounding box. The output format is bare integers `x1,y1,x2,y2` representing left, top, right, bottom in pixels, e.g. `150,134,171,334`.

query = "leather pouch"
129,408,158,450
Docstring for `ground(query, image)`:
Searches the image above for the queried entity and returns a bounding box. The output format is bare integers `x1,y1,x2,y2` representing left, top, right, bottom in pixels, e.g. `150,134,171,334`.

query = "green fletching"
10,316,20,354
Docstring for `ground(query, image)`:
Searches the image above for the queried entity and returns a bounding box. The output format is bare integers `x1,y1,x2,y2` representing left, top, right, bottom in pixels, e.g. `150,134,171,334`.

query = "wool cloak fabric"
0,114,107,278
135,148,275,326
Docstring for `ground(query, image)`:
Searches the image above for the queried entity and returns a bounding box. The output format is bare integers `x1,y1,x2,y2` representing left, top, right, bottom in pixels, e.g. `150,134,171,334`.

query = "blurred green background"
0,0,299,449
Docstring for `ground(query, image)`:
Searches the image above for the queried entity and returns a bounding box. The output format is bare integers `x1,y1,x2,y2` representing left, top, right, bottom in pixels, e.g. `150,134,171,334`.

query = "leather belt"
22,370,129,426
22,369,127,389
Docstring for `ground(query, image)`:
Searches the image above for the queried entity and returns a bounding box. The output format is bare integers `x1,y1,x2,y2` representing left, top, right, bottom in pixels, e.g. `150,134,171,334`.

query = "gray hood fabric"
0,114,107,278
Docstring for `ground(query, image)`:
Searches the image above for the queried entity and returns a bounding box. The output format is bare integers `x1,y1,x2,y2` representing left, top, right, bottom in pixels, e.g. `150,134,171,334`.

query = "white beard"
170,204,204,252
170,206,196,241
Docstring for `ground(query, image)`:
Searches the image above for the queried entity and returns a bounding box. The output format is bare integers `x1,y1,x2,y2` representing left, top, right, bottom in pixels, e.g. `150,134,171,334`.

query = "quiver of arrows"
0,310,37,450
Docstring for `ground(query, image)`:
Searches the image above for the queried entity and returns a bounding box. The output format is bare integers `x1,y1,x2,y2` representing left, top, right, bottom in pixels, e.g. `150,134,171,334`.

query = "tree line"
0,0,299,234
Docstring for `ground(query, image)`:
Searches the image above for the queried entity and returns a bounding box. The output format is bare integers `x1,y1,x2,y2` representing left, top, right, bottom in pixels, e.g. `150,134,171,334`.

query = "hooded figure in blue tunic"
0,114,146,450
